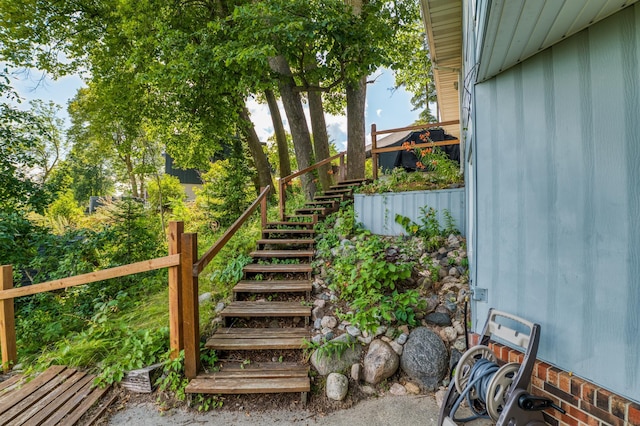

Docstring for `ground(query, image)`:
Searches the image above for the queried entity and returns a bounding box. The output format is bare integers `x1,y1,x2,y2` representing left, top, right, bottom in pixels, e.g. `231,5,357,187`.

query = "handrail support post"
0,265,17,372
168,221,184,359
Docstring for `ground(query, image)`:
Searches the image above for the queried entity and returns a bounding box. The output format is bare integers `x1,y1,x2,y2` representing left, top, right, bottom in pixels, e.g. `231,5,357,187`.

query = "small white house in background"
421,0,640,423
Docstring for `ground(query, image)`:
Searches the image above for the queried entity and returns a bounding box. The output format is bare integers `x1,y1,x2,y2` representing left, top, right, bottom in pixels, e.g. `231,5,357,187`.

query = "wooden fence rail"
370,120,460,180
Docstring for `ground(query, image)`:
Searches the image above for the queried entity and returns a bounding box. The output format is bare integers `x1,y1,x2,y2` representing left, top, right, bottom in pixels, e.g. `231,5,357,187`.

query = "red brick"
628,402,640,425
559,372,572,393
566,405,590,423
548,367,562,386
537,362,552,380
609,394,628,421
469,333,480,346
532,376,544,389
571,377,587,398
595,388,612,411
582,382,596,404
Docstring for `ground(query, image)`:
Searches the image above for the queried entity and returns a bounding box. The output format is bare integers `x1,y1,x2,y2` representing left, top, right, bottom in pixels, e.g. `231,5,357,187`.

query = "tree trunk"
264,89,292,179
268,55,315,200
346,76,367,180
239,106,275,198
124,156,139,198
308,90,333,191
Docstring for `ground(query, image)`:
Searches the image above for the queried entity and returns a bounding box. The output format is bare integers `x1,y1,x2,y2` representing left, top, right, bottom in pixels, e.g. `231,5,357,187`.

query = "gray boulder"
424,312,452,326
310,334,362,376
326,373,349,401
363,339,400,384
400,327,448,391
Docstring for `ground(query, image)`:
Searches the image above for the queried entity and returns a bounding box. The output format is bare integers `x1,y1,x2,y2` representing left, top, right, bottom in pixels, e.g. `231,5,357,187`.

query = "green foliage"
316,208,421,333
146,174,186,212
196,141,254,228
46,189,84,223
314,338,355,361
209,254,252,291
395,205,459,251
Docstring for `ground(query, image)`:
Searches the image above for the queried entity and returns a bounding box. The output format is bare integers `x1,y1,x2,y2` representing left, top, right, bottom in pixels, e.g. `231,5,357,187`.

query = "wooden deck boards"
243,264,312,274
249,249,314,258
0,366,112,426
233,279,312,293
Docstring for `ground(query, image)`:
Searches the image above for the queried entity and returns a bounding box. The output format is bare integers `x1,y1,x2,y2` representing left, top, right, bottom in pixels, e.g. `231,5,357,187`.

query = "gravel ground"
108,394,445,425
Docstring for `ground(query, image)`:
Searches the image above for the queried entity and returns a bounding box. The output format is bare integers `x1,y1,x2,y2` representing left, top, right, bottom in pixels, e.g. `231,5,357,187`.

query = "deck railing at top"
370,120,460,180
279,151,346,220
0,186,271,379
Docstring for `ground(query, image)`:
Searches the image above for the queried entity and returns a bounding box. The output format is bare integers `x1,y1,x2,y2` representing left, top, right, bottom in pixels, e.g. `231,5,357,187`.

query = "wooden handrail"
371,120,460,179
279,152,346,220
0,255,180,301
371,120,460,137
193,185,271,277
372,139,460,154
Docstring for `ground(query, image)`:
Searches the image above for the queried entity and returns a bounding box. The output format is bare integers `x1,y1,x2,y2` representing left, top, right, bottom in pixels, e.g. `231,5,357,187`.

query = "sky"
10,67,419,152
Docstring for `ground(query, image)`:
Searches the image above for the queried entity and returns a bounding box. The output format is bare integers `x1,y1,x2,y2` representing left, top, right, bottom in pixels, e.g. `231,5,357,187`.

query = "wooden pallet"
206,328,309,350
185,363,309,395
0,365,112,426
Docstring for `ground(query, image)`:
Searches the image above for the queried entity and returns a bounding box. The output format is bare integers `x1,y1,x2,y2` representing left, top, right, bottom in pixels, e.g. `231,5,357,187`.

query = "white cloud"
376,109,382,117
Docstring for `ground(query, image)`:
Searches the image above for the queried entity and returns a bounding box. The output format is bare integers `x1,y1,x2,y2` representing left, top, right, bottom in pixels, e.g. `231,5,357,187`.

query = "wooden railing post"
279,179,286,221
371,123,378,180
168,221,184,359
260,187,268,228
0,265,17,371
181,233,200,378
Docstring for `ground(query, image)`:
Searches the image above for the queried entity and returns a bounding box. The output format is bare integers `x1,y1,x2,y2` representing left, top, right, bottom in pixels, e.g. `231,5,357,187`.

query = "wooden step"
295,207,328,215
219,301,312,318
322,188,353,195
283,214,317,221
256,238,315,247
337,178,369,185
304,200,337,206
243,264,312,274
265,221,315,229
185,363,309,394
261,228,315,237
233,279,312,294
313,194,346,201
249,249,314,259
206,328,310,350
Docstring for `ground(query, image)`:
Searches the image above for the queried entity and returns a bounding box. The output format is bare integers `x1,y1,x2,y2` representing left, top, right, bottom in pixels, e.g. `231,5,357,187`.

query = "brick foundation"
467,335,638,426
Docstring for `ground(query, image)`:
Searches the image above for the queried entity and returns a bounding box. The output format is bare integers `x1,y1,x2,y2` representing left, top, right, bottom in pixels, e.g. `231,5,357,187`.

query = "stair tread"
234,280,312,293
262,229,315,234
256,238,315,245
220,301,311,317
250,250,314,258
206,328,309,350
185,376,310,394
243,264,312,272
313,194,346,200
265,221,315,228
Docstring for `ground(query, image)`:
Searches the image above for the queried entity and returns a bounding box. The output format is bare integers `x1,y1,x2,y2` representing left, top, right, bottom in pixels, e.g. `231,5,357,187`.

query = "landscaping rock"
424,312,451,326
214,301,224,312
397,333,408,345
405,382,421,395
346,325,361,337
390,341,403,356
440,327,458,342
199,292,212,304
314,299,326,308
351,363,361,381
321,316,338,329
363,340,400,384
326,373,349,401
390,383,407,396
310,335,362,376
401,327,448,391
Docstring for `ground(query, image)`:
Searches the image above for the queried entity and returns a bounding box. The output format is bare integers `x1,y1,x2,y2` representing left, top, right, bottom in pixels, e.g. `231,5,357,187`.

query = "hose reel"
438,309,565,426
450,345,519,421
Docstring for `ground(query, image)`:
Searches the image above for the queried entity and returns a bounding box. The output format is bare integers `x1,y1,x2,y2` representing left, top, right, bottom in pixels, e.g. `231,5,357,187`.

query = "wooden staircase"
185,178,368,400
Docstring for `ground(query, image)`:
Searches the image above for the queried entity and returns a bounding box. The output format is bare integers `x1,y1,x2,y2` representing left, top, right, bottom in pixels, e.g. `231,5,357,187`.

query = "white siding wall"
472,5,640,402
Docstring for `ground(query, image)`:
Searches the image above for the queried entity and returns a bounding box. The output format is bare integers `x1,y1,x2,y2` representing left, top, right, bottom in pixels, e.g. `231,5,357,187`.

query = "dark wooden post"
0,265,17,371
181,233,200,379
279,179,286,221
168,221,184,359
260,187,268,229
371,123,378,180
